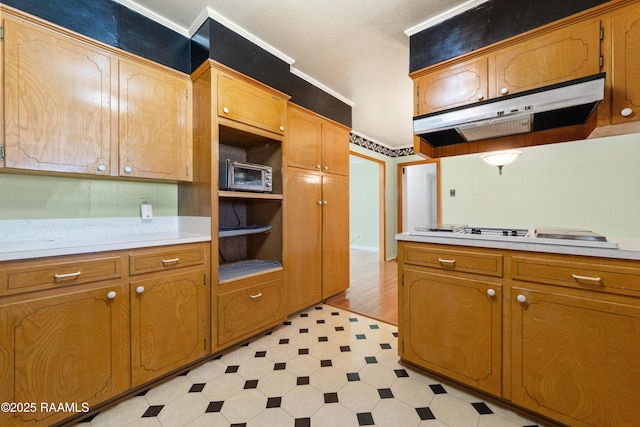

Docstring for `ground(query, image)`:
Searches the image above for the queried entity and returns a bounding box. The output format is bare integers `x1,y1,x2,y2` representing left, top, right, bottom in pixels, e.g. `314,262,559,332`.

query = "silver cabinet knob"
107,291,117,299
124,166,132,174
487,288,496,297
279,125,285,131
136,286,145,294
223,107,230,114
477,94,484,100
97,164,106,172
621,107,633,117
516,294,527,303
323,166,329,171
317,200,323,205
316,164,321,169
500,87,509,95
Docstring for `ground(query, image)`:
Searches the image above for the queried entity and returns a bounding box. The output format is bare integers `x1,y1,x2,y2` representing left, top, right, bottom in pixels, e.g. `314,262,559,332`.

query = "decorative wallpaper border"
349,133,414,158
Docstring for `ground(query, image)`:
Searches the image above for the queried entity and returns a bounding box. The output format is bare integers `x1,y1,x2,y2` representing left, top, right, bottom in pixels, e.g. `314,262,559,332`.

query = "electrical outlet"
140,198,153,220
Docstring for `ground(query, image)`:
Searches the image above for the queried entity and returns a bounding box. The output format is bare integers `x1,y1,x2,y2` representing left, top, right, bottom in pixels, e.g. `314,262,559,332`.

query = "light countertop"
396,231,640,261
0,217,211,261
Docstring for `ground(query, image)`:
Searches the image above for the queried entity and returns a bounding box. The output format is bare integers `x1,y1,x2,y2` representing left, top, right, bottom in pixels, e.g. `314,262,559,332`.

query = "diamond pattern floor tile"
77,305,546,427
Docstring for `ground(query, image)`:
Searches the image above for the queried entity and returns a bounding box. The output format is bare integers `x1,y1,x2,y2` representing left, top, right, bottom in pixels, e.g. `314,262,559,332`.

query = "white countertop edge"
0,217,212,261
396,233,640,261
0,233,211,262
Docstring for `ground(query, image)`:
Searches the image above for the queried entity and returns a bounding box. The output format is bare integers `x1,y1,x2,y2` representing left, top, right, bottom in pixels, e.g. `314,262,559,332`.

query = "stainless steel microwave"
219,160,273,192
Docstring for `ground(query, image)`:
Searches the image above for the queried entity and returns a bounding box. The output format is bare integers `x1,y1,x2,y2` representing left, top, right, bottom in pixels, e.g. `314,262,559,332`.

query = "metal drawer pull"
162,258,180,264
571,274,602,283
438,258,456,264
486,288,496,297
54,271,81,279
250,293,263,299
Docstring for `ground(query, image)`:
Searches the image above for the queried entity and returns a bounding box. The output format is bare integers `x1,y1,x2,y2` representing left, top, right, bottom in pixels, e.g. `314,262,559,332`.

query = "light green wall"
0,174,178,219
440,132,640,238
350,158,379,249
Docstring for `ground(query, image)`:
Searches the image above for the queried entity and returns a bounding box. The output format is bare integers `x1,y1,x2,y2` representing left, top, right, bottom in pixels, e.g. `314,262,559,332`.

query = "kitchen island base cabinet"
401,268,502,396
0,284,129,427
398,240,640,427
511,286,640,427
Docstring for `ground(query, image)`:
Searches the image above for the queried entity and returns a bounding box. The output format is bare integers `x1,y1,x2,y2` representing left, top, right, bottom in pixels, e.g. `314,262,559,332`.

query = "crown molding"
404,0,490,36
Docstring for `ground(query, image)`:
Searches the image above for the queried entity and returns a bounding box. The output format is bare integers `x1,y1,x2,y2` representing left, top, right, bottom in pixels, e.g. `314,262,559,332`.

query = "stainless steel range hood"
413,73,606,147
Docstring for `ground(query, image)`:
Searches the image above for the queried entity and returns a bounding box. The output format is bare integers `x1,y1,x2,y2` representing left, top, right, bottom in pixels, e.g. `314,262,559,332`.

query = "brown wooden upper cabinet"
414,57,489,116
413,18,602,118
2,13,117,175
286,103,350,175
119,59,192,181
610,2,640,124
217,73,287,135
1,8,192,181
493,18,601,97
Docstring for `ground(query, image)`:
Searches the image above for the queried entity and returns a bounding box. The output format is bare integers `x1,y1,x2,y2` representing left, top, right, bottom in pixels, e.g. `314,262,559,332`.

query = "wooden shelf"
219,190,283,200
219,225,272,238
218,259,283,283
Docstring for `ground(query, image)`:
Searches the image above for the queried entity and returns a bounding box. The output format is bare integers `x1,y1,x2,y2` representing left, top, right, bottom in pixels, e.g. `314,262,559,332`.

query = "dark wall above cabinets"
409,0,610,73
191,18,352,128
3,0,191,73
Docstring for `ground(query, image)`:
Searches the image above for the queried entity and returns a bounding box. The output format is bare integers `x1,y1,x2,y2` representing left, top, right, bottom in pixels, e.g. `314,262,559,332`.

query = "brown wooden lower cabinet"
216,269,286,349
398,241,640,427
510,284,640,427
0,242,211,426
130,270,209,386
0,283,130,427
401,267,502,396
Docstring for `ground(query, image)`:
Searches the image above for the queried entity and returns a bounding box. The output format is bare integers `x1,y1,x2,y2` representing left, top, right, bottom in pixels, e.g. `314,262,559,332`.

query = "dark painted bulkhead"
409,0,610,73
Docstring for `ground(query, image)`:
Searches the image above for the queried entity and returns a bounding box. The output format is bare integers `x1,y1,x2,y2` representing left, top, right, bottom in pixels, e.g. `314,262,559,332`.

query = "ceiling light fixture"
480,150,522,175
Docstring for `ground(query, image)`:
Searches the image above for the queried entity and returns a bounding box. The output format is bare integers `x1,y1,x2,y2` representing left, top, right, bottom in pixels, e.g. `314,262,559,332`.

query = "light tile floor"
77,305,553,427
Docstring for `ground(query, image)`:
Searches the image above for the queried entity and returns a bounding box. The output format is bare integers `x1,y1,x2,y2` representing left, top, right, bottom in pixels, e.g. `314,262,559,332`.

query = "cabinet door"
130,270,208,386
495,19,601,96
3,15,116,175
284,169,323,313
322,174,350,298
321,122,350,176
0,285,129,427
119,60,192,181
511,286,640,427
286,105,323,171
414,57,489,115
218,73,286,134
611,4,640,124
401,268,502,395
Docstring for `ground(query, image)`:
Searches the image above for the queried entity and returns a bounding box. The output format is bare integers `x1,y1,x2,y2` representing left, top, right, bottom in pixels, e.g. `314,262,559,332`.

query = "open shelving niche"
217,123,283,283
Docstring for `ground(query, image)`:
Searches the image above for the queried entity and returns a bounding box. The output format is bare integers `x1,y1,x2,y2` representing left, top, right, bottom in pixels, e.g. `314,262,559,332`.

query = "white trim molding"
404,0,490,36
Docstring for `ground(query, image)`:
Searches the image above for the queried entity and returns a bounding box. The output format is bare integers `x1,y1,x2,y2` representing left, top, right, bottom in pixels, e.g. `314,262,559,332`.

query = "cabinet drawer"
129,244,205,276
217,274,285,347
403,245,503,277
511,256,640,297
0,255,123,296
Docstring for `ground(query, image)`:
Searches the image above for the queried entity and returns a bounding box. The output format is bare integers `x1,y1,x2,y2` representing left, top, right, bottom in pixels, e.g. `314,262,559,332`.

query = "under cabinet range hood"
414,73,606,147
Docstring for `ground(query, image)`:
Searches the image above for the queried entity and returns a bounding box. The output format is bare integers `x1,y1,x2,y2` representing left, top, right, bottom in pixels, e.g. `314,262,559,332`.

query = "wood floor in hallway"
327,248,398,325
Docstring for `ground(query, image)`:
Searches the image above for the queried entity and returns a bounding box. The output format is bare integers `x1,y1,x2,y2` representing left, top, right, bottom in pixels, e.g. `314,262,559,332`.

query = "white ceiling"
117,0,487,149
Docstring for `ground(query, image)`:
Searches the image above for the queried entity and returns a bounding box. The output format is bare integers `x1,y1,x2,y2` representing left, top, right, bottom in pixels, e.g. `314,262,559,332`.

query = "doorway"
398,159,441,233
349,152,385,260
328,151,396,324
